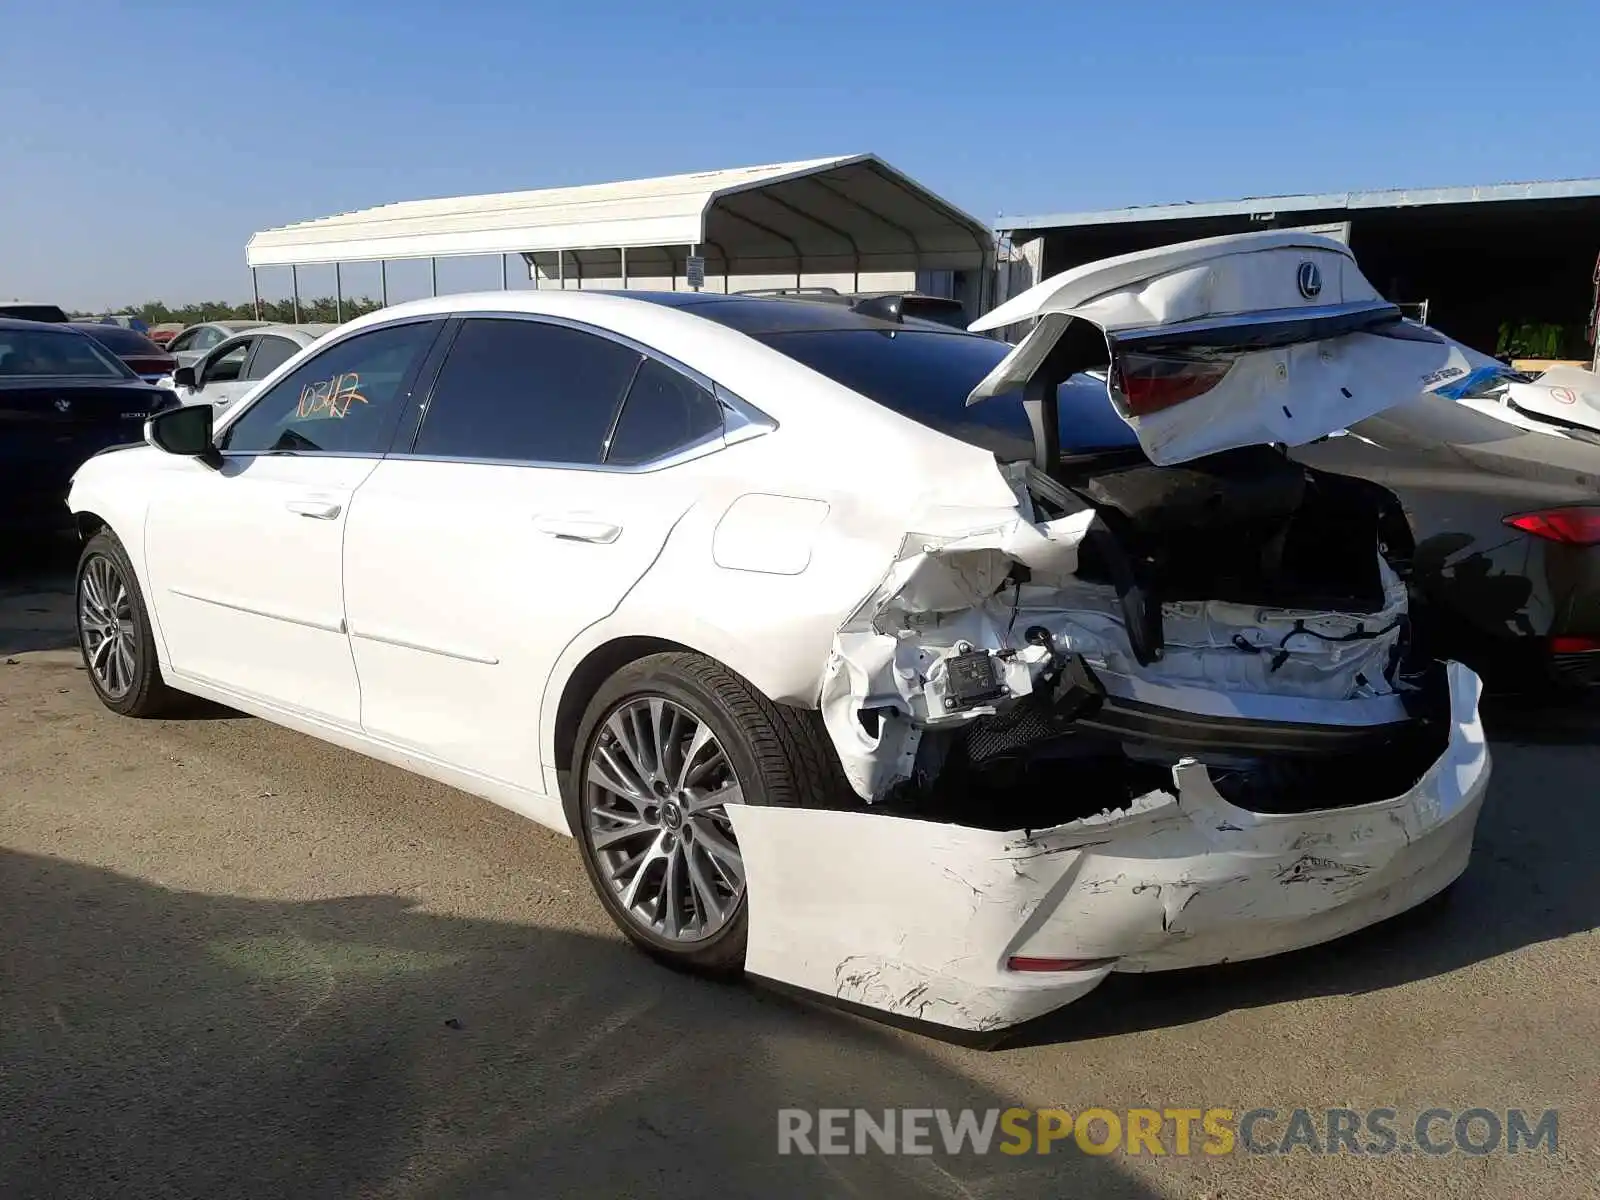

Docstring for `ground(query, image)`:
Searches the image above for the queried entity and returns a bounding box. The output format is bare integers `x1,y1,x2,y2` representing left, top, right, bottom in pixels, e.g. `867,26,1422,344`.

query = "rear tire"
75,530,181,718
566,651,848,975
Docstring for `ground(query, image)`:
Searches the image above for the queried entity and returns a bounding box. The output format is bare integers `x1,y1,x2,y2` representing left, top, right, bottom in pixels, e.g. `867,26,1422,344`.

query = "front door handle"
286,498,343,520
534,515,622,544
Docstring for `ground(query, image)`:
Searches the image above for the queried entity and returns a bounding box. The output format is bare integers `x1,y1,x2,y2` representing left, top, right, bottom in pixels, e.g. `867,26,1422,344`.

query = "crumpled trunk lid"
967,230,1482,467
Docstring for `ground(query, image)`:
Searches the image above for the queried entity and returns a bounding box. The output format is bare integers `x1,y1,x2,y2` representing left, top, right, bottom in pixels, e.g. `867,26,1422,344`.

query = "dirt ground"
2,542,1597,1198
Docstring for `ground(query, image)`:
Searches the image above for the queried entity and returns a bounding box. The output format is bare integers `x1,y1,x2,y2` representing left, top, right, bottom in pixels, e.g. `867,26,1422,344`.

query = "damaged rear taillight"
1504,507,1600,546
1111,351,1234,417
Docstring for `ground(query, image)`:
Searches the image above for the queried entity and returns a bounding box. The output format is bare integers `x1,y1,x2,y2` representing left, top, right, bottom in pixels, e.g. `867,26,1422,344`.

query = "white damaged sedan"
67,230,1490,1036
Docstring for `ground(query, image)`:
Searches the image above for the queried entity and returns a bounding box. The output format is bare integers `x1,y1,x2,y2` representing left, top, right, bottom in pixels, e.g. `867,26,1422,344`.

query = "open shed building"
997,179,1600,362
246,154,998,322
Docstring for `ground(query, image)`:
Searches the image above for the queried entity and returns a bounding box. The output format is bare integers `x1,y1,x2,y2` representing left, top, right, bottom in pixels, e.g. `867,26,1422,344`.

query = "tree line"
73,297,387,326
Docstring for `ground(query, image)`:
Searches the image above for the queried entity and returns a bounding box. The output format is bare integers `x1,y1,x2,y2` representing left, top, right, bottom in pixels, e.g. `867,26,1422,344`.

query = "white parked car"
67,231,1491,1035
1433,360,1600,442
166,324,336,411
165,320,271,369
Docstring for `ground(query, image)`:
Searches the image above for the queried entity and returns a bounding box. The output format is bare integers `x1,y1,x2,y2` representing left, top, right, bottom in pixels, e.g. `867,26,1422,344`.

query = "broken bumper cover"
729,661,1488,1035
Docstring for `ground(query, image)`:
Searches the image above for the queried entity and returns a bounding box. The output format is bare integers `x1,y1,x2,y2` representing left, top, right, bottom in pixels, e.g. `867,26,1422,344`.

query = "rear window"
753,328,1141,459
0,327,131,378
73,325,165,356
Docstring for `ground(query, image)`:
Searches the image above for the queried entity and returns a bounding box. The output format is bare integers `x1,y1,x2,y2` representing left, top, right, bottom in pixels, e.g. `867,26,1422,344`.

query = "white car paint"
68,230,1488,1034
1407,330,1600,442
1500,364,1600,434
736,662,1485,1032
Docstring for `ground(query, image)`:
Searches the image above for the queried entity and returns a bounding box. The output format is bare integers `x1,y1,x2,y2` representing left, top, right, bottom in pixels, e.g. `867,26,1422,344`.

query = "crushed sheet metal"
819,497,1096,801
733,663,1488,1034
820,465,1407,801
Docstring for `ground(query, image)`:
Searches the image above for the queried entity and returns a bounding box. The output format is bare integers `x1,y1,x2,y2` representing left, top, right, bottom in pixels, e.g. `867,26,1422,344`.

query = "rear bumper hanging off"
730,662,1488,1035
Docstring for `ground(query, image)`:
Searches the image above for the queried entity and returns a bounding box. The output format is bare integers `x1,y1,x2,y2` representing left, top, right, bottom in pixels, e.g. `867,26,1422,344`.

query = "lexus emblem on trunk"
1297,261,1322,299
53,398,72,414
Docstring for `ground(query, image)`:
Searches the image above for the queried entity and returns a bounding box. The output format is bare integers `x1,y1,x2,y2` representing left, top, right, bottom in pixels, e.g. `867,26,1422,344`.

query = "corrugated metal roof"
996,177,1600,234
246,155,994,276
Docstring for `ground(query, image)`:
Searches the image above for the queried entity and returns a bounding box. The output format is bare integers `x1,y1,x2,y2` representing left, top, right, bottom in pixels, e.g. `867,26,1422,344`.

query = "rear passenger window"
605,358,723,465
414,319,641,465
245,336,300,381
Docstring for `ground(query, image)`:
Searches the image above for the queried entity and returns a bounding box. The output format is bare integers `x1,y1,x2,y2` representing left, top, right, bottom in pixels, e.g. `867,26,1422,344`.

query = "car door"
208,333,303,412
166,327,200,361
343,314,727,792
178,336,253,407
141,318,445,726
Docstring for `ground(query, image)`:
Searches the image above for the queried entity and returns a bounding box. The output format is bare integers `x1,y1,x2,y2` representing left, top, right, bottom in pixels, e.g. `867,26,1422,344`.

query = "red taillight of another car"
1503,507,1600,546
1111,351,1234,417
126,355,176,377
1551,635,1600,654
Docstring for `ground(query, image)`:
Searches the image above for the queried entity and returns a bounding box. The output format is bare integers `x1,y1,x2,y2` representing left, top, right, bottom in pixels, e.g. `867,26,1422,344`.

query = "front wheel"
76,530,181,717
566,651,847,975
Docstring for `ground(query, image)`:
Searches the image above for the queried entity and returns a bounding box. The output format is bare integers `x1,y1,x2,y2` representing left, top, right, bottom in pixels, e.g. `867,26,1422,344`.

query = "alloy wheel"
79,555,137,699
583,696,746,942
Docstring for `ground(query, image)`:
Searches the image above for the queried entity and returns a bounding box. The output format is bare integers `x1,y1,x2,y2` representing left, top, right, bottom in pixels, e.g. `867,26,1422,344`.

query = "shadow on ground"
0,536,76,657
1004,736,1600,1048
0,848,1159,1200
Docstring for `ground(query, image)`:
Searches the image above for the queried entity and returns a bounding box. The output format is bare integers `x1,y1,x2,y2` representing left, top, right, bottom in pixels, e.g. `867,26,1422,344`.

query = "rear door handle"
286,498,343,520
534,515,622,544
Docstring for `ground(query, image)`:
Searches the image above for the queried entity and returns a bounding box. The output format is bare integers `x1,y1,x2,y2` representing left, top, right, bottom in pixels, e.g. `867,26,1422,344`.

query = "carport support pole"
558,250,565,290
250,268,261,320
291,265,300,324
500,254,509,290
620,246,628,288
334,263,343,323
380,260,388,307
430,258,438,297
689,244,700,292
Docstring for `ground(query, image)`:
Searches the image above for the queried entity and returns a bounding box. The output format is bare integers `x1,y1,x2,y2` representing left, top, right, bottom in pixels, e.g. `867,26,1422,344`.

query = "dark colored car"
0,302,68,323
737,287,970,328
0,319,177,534
68,322,177,383
628,291,1600,694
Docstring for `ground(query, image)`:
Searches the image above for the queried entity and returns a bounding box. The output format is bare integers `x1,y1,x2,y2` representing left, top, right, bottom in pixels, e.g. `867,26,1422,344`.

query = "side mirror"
172,365,197,389
145,403,222,468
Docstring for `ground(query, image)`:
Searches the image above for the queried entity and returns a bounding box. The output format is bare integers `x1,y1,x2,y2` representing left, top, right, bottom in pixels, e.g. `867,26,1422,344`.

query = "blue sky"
3,0,1596,308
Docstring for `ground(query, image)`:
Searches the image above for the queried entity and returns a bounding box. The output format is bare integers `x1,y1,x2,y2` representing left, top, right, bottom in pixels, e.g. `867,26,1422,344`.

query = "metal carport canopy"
244,154,994,282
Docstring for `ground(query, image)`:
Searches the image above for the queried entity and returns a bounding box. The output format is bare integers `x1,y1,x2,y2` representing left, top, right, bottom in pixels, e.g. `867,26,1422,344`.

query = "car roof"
0,316,90,333
349,289,975,341
610,290,969,336
186,320,271,333
211,323,334,344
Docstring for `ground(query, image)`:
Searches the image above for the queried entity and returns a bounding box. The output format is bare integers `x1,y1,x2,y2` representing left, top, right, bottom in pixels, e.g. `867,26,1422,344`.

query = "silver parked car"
166,320,271,368
167,324,336,411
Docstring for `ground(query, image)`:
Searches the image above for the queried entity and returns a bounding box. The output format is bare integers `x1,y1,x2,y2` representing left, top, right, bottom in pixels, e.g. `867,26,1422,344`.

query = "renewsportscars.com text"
777,1106,1559,1157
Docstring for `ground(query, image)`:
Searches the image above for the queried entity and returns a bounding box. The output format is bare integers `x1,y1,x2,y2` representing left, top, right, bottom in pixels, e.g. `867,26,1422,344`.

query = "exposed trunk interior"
879,663,1452,831
1057,445,1412,614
